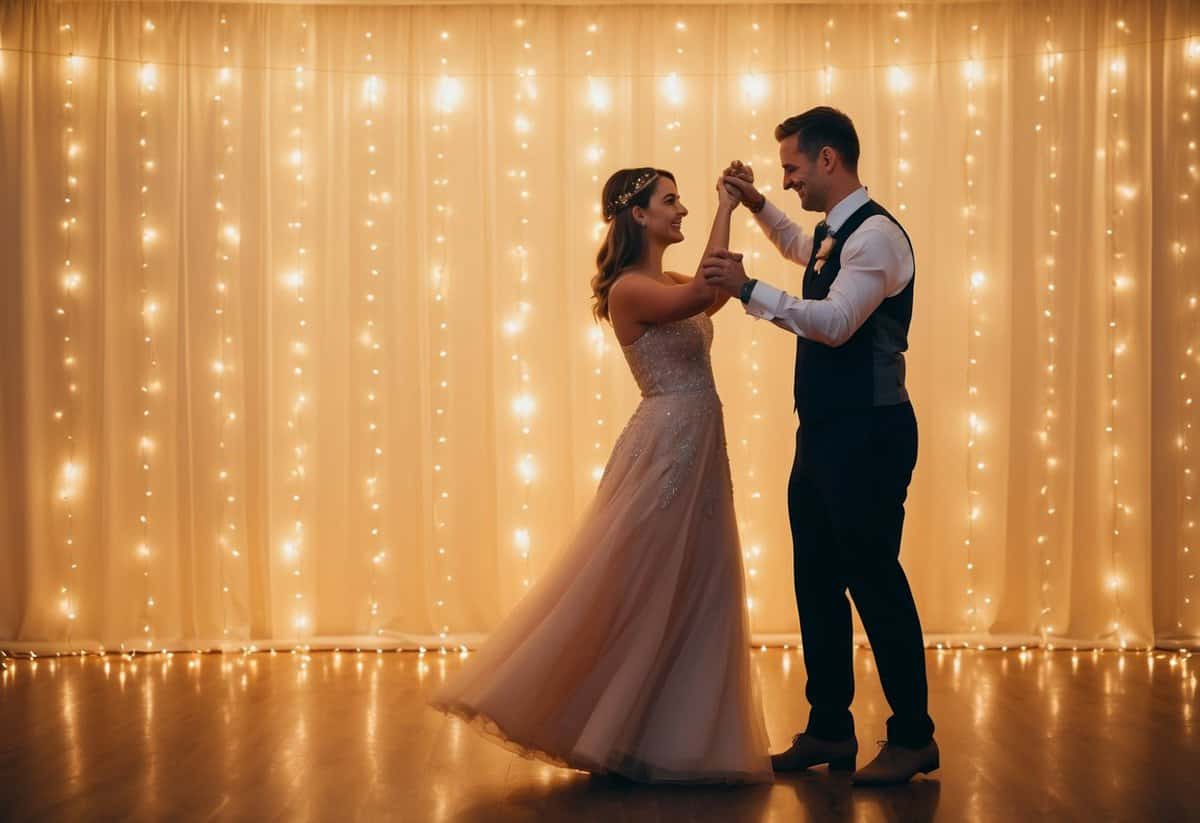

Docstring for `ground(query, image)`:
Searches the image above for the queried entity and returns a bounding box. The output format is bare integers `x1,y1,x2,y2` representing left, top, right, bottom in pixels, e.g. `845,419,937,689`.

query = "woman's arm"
672,183,738,315
609,272,716,331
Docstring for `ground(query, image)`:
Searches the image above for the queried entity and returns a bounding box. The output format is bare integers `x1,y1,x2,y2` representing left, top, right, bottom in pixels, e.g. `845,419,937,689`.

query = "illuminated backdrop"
0,0,1197,655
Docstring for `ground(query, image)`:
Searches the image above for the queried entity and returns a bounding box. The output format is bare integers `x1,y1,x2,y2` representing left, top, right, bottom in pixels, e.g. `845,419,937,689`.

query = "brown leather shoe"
770,732,858,772
851,739,939,785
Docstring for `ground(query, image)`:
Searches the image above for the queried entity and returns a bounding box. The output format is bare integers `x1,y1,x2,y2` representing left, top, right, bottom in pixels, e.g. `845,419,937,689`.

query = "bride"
428,167,773,785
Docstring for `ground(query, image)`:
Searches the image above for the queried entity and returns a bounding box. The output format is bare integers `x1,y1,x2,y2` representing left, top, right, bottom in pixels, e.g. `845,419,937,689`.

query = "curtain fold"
1,0,1197,654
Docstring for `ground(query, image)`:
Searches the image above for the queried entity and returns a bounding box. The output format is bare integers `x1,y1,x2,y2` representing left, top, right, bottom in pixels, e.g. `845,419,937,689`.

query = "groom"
702,106,938,785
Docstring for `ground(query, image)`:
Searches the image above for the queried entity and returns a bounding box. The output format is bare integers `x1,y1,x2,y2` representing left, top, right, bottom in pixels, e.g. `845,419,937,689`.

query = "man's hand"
719,161,748,206
701,249,749,296
721,174,765,213
724,160,754,184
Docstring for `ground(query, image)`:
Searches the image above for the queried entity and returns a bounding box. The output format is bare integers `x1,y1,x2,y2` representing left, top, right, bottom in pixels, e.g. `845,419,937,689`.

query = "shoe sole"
850,757,939,786
771,754,858,773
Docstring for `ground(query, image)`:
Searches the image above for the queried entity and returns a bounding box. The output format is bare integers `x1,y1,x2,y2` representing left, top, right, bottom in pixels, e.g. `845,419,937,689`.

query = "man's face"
779,136,825,212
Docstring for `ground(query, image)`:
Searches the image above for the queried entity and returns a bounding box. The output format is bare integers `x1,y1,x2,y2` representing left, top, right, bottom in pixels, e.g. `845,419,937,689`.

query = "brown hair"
591,167,675,322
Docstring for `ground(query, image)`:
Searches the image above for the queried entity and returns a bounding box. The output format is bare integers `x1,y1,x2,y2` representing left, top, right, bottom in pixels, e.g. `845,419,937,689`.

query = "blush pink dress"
428,313,773,785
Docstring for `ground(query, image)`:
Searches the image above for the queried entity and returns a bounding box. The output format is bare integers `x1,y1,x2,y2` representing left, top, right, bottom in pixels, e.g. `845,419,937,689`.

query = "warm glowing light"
517,454,537,484
888,66,912,94
513,528,531,554
587,77,611,112
363,75,382,103
435,76,464,113
661,72,684,105
512,394,536,418
741,73,768,105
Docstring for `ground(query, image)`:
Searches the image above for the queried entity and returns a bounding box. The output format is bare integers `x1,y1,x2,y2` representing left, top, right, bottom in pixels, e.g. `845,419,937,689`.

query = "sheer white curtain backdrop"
1,0,1198,655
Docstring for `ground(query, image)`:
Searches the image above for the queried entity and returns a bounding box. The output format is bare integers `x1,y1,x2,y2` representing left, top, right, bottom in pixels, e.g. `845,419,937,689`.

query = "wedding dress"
428,312,773,784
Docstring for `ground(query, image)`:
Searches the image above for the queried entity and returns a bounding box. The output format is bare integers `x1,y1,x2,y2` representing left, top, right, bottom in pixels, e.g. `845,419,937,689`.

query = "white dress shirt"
743,186,914,347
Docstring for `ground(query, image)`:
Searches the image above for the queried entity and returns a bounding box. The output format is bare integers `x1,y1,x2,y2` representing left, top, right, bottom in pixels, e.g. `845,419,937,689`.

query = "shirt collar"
826,186,869,235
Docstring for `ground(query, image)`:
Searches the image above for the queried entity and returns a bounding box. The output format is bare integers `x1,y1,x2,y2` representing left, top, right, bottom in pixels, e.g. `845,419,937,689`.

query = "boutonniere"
813,234,836,274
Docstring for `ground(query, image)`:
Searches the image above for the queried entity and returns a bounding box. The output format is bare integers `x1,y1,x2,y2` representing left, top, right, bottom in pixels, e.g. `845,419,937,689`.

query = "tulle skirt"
428,389,773,785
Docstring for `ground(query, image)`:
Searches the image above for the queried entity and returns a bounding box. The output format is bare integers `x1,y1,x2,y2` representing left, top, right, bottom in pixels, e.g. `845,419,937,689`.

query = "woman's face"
634,177,687,245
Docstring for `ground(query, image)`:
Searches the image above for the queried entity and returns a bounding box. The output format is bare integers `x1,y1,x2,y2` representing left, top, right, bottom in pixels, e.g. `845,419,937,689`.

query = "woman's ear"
630,206,646,227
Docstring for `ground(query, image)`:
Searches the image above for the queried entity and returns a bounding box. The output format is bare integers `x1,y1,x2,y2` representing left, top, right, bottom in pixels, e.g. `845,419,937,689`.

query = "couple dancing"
429,106,938,786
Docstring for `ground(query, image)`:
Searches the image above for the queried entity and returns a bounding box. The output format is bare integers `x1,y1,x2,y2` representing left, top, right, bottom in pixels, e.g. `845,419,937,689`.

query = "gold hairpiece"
603,170,659,220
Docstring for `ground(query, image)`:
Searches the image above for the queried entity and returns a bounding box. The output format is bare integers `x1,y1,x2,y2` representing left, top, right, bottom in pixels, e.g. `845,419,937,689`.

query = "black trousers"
787,400,934,747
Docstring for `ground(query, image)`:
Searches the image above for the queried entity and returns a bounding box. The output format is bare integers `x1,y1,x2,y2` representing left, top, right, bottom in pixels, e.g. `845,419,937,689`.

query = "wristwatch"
749,195,767,214
739,278,758,304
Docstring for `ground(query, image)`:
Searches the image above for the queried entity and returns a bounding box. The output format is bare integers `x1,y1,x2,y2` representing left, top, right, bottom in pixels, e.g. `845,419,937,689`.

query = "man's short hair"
775,106,860,172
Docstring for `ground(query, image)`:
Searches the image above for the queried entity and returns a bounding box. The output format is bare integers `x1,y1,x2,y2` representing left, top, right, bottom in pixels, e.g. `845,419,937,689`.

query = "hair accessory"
603,170,659,220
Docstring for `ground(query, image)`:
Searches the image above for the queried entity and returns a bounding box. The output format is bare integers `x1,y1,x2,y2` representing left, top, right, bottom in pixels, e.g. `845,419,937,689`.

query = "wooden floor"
1,646,1196,822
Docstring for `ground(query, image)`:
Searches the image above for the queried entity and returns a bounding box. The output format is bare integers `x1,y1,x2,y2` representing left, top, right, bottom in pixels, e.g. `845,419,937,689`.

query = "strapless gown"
428,313,773,784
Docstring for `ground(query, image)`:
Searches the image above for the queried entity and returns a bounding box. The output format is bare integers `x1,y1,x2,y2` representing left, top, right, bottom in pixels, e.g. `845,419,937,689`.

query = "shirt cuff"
743,279,783,320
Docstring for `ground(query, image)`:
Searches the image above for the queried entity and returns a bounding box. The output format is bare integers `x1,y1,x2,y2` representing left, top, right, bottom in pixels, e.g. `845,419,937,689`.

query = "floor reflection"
0,647,1195,821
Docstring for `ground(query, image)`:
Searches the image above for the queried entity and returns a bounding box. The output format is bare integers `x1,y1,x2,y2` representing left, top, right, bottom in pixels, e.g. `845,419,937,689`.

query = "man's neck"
824,180,864,218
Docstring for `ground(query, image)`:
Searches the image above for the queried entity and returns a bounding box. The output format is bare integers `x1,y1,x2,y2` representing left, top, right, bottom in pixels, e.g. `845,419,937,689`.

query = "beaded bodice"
620,314,717,398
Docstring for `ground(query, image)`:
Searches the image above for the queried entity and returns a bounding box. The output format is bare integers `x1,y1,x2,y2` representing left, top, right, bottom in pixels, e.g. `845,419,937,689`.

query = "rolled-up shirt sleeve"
743,220,913,347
